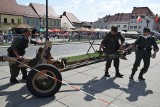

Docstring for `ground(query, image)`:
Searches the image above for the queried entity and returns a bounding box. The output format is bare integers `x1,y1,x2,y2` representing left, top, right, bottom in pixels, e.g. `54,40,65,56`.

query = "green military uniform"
101,30,125,77
7,29,38,83
130,28,159,80
7,35,29,83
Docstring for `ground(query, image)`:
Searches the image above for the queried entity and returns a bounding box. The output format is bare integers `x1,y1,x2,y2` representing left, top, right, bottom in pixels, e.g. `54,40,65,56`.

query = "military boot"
115,68,123,78
129,70,136,79
105,68,110,77
138,72,145,80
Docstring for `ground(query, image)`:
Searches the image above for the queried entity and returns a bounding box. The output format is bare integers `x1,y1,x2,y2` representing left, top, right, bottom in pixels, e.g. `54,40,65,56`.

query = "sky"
16,0,160,22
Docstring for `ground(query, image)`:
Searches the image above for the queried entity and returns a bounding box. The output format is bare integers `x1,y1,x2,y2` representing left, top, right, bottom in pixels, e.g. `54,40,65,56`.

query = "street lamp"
141,15,152,27
46,0,49,41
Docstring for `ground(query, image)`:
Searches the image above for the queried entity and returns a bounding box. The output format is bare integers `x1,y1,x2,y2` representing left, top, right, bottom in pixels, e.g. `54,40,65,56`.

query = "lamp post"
141,15,152,27
46,0,49,41
145,16,151,27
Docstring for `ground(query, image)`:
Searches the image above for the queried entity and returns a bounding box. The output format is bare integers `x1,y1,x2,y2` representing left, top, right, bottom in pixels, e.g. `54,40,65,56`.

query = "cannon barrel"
0,56,34,67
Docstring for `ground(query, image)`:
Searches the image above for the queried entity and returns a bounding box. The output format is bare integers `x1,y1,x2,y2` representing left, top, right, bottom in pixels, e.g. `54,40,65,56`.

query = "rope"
7,56,118,107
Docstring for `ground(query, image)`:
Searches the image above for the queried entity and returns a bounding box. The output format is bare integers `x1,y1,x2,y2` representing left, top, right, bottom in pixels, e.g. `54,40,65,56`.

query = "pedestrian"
125,27,159,80
99,26,125,78
7,28,44,84
0,30,4,44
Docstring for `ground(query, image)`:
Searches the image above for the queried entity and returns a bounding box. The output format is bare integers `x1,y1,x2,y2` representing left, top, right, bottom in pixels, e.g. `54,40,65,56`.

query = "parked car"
150,30,160,40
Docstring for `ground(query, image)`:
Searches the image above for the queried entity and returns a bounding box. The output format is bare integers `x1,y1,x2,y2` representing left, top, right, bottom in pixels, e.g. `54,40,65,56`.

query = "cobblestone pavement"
0,43,160,107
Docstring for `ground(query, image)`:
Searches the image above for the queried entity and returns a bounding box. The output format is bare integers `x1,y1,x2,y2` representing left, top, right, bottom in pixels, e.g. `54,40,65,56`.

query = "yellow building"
30,3,61,29
0,0,24,34
0,14,23,34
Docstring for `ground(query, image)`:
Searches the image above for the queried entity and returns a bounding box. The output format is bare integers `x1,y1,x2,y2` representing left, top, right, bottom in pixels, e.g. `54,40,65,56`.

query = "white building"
129,7,157,34
91,13,131,32
110,13,131,32
91,16,109,29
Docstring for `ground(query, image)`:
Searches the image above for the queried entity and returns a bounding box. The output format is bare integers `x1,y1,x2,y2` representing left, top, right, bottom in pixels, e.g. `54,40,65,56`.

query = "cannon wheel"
26,64,62,98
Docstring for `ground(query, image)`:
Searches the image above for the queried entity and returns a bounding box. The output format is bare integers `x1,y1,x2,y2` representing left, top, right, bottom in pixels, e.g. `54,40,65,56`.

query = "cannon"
0,41,66,98
0,41,133,98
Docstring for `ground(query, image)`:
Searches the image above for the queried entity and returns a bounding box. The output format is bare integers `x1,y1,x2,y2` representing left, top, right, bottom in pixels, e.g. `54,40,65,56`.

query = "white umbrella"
94,28,101,32
101,29,110,32
125,31,139,35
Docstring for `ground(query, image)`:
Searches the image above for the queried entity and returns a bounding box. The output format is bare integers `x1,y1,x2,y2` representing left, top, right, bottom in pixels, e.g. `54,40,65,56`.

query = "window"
17,18,21,24
130,26,133,29
43,20,45,25
50,20,52,26
4,18,7,23
54,20,56,26
27,20,29,25
117,25,120,28
32,20,34,25
134,26,137,29
123,25,127,28
138,26,142,29
57,21,60,26
11,19,14,24
36,21,38,25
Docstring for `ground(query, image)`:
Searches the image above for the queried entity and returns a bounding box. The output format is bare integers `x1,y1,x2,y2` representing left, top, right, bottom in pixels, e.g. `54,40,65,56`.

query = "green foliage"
65,52,100,63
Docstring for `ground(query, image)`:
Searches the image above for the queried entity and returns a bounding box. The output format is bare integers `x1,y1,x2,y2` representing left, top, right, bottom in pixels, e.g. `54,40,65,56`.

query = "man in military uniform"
99,26,125,78
126,27,159,80
7,28,44,83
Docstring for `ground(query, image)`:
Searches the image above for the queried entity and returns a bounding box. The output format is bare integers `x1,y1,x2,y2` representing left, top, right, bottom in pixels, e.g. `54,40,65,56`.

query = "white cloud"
90,1,121,19
49,0,160,22
53,0,82,15
148,2,160,15
85,0,94,4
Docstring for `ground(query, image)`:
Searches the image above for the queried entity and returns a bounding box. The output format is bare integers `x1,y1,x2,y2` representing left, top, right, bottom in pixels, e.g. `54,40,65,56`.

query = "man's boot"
105,68,110,77
115,67,123,78
129,70,136,79
138,72,145,80
10,77,20,84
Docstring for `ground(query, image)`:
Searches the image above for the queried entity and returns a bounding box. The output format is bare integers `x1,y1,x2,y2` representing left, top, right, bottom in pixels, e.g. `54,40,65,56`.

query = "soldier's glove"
16,56,24,65
117,50,127,60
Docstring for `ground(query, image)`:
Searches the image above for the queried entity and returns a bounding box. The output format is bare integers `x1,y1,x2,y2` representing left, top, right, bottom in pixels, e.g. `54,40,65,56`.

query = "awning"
74,27,89,32
13,24,33,29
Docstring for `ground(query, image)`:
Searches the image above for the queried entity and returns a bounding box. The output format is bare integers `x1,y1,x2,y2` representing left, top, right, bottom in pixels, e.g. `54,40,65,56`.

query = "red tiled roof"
0,0,39,18
29,3,59,18
18,5,39,18
63,11,81,23
103,15,115,22
131,7,155,17
0,0,22,15
103,13,131,23
111,13,132,22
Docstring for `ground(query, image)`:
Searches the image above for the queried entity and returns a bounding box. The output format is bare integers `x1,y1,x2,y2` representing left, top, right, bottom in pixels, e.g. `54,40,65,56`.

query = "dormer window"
11,9,15,12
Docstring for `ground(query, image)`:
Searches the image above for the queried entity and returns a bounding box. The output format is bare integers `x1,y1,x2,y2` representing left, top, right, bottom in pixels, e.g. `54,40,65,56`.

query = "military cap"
143,27,151,33
111,25,118,32
21,28,31,33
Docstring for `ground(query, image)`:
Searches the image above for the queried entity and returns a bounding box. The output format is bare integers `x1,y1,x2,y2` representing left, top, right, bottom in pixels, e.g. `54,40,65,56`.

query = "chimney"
63,11,66,16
